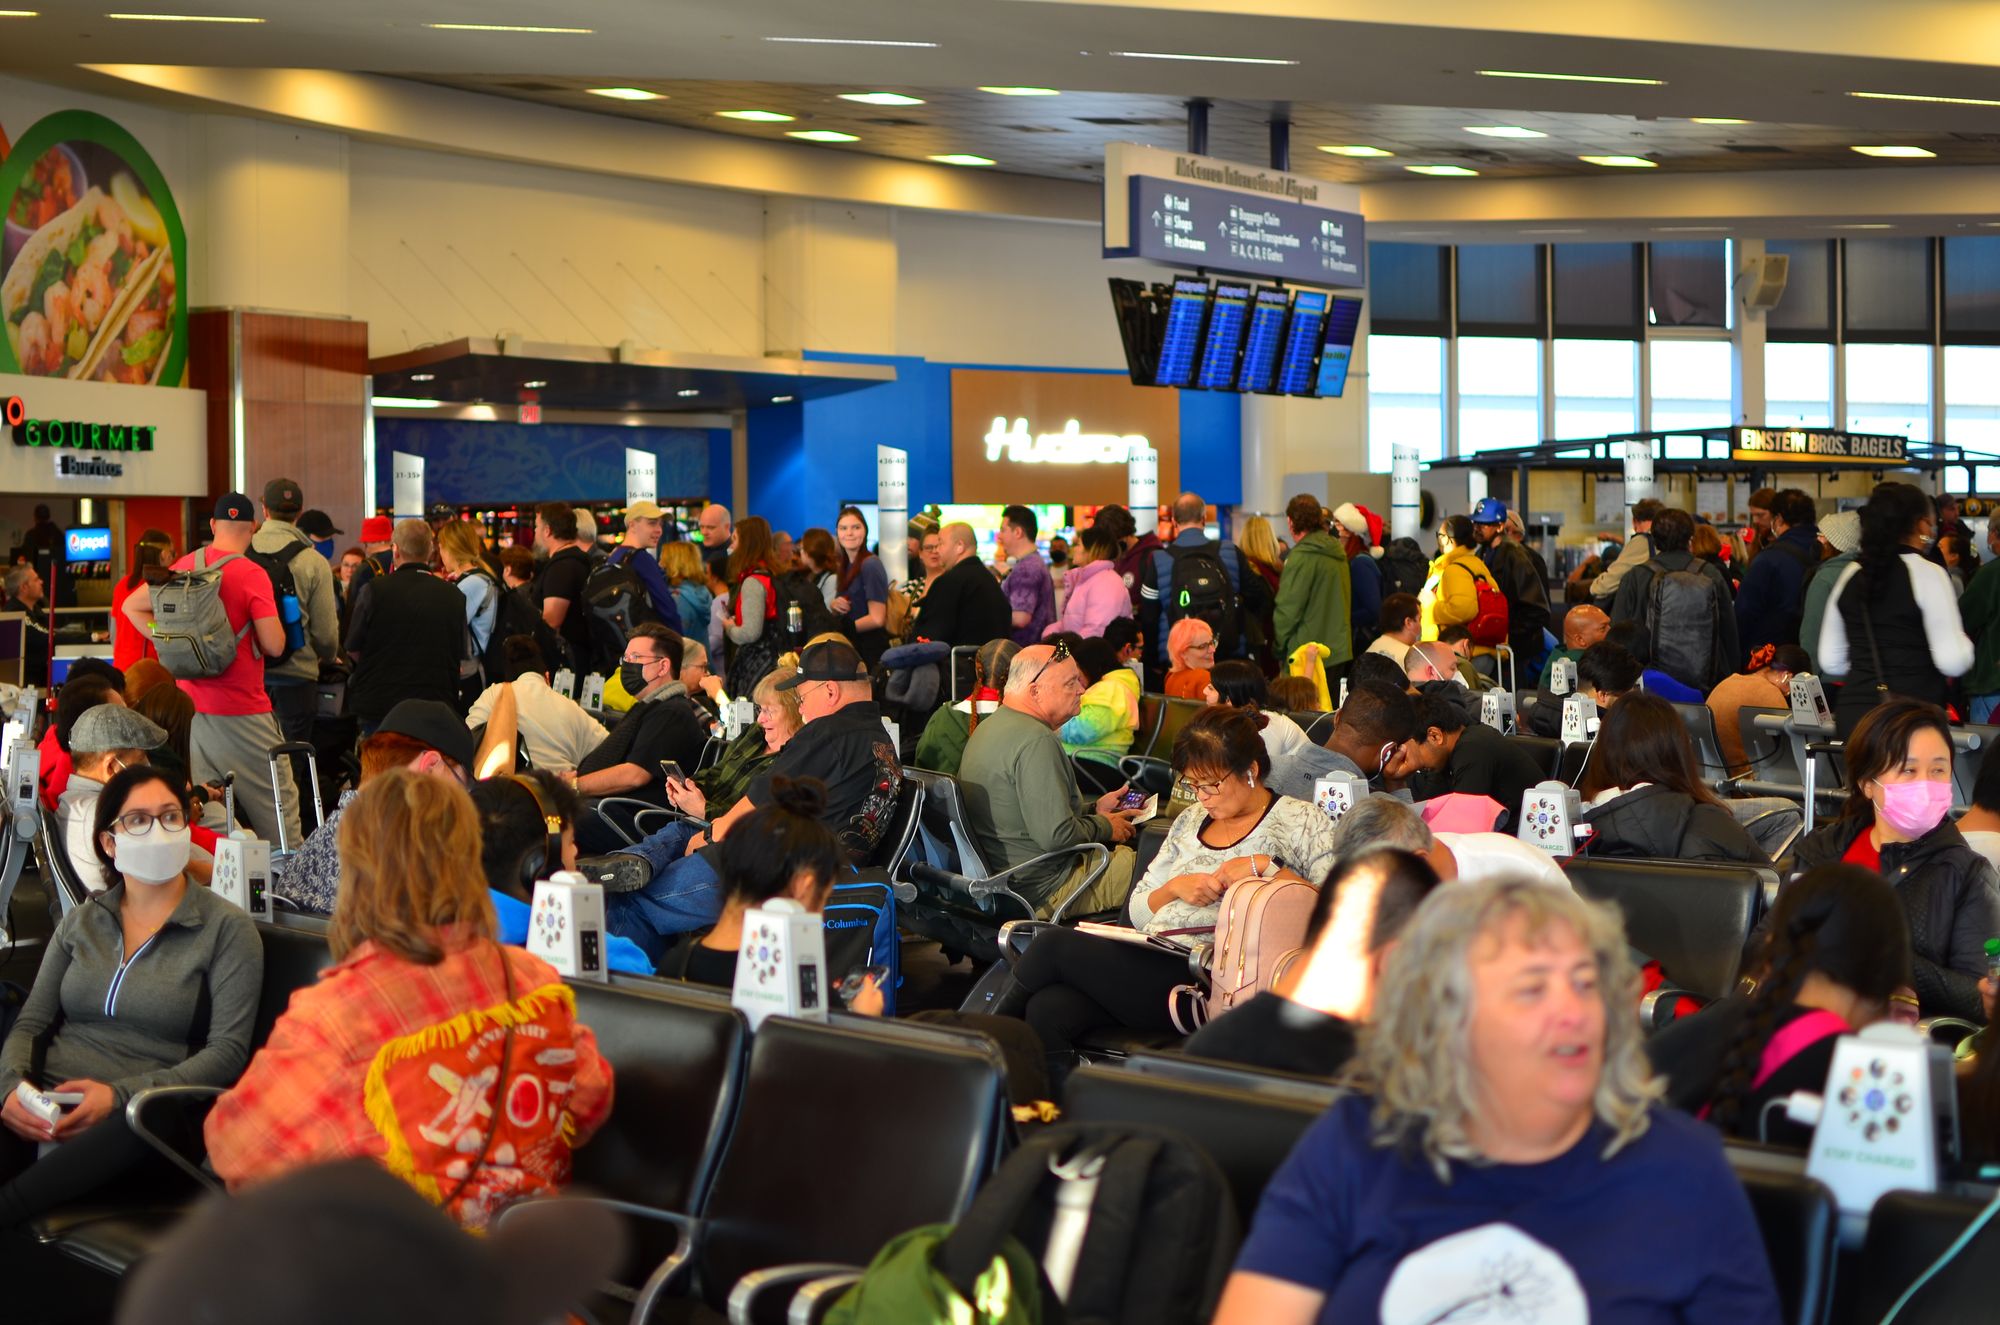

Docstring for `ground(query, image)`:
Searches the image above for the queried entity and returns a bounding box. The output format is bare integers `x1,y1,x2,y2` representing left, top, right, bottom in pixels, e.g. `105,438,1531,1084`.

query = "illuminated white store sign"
984,416,1150,465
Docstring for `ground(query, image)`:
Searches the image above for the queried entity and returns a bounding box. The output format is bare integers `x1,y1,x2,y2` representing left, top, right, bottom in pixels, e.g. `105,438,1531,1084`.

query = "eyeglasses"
1175,775,1231,799
620,653,661,667
1048,638,1072,667
1187,637,1217,652
113,807,186,836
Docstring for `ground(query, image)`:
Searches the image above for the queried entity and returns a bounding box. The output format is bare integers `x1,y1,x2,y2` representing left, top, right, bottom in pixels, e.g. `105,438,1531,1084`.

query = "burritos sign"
0,374,205,494
1732,428,1908,464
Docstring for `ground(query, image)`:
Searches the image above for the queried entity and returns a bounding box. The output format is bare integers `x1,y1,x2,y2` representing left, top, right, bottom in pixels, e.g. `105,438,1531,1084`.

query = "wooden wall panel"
186,310,233,499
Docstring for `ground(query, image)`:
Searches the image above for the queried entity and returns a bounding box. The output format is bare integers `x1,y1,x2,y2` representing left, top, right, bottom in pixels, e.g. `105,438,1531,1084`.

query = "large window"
1944,344,2000,456
1764,343,1834,428
1458,336,1542,453
1649,340,1733,440
1553,339,1637,440
1368,335,1446,472
1844,342,1932,442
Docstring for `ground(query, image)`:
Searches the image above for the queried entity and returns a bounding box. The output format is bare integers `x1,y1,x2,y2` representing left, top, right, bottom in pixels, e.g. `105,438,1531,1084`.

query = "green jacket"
1960,556,2000,695
1798,549,1859,674
1273,530,1353,665
957,705,1114,901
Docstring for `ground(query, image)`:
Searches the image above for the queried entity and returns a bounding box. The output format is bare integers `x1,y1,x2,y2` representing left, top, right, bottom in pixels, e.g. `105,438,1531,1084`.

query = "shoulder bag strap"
440,943,516,1213
1750,1009,1850,1092
1856,571,1892,699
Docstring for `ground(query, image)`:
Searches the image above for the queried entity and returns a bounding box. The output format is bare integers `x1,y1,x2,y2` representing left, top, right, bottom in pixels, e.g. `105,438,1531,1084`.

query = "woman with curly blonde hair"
1216,876,1782,1325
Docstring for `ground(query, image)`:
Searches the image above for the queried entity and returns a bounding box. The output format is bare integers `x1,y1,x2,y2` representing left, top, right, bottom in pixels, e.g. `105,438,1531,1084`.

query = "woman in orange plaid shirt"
205,769,614,1230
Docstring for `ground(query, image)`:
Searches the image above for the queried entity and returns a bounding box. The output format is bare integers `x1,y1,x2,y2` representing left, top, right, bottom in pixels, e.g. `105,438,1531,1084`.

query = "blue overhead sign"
1120,175,1365,287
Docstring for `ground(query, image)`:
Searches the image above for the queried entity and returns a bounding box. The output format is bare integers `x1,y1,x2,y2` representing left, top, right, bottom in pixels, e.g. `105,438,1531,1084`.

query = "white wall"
191,115,349,317
346,142,767,358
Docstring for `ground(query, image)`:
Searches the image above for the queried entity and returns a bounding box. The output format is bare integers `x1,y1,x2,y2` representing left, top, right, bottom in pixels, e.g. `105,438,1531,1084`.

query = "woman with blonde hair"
1216,877,1782,1325
436,518,499,671
205,769,613,1231
665,664,805,819
660,540,712,639
1237,515,1283,673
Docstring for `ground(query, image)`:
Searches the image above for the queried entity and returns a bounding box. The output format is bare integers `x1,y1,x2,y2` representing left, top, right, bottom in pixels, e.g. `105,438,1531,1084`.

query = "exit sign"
519,402,542,426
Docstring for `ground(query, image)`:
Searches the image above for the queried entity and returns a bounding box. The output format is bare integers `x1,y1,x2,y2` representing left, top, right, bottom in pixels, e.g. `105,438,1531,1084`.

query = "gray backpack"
1644,559,1724,692
152,549,251,679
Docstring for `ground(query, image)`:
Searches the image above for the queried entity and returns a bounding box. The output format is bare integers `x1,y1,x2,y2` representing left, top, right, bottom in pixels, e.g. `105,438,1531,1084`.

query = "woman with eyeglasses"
0,766,264,1227
662,664,804,821
1165,617,1219,700
996,707,1341,1080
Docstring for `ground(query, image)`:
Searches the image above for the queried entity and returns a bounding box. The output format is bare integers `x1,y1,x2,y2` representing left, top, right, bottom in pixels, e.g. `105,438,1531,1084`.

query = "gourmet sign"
6,394,157,450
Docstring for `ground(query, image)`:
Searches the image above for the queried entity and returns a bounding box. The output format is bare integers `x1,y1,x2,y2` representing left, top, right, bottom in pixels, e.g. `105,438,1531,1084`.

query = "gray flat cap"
72,705,167,754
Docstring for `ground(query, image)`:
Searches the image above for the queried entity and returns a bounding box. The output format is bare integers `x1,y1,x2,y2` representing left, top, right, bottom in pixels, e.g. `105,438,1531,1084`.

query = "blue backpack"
825,875,900,1016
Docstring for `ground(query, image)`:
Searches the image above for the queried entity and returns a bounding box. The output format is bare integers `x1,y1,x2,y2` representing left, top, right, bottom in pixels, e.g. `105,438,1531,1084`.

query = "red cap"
360,516,394,542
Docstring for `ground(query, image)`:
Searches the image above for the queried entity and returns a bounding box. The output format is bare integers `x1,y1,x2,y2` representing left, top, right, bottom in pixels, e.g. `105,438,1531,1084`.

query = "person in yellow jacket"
1421,515,1501,656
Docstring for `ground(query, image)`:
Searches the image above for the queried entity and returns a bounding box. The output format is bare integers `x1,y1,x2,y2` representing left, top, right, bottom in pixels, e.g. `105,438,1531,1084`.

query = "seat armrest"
725,1263,867,1325
591,797,703,847
912,844,1108,917
1640,987,1706,1033
123,1085,225,1193
496,1198,699,1325
787,1272,868,1325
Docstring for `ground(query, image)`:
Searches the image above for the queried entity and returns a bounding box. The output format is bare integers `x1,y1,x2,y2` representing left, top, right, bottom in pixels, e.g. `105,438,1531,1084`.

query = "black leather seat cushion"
1563,859,1762,1001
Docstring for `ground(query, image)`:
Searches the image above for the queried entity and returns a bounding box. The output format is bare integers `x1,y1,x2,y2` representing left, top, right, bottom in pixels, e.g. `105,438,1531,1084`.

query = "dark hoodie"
1580,784,1767,865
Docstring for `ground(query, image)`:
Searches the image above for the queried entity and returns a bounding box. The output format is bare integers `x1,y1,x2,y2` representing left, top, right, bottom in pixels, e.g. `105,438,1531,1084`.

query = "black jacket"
1790,817,2000,1022
1477,538,1550,653
344,564,467,720
916,555,1013,651
1580,784,1767,864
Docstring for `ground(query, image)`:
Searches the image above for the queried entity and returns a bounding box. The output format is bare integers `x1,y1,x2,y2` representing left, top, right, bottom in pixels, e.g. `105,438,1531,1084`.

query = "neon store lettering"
6,395,158,452
984,416,1149,465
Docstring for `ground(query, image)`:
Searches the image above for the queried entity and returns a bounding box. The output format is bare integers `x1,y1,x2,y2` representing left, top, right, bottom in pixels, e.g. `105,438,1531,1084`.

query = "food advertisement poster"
0,110,187,388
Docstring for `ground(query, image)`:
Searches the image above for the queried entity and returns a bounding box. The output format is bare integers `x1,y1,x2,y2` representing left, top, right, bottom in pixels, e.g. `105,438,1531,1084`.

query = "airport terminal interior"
8,3,2000,1322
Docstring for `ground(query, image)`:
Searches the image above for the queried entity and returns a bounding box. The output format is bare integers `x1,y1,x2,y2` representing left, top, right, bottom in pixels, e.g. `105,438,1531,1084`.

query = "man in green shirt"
1538,603,1609,689
957,642,1140,917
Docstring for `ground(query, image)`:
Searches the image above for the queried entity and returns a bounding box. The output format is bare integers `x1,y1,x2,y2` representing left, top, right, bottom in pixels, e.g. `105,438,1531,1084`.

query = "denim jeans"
1971,693,2000,725
604,822,725,962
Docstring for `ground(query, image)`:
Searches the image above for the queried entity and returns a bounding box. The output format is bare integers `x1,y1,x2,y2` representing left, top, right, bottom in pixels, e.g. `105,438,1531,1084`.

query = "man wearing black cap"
599,637,900,958
278,698,474,914
251,477,340,790
296,508,343,565
121,492,300,846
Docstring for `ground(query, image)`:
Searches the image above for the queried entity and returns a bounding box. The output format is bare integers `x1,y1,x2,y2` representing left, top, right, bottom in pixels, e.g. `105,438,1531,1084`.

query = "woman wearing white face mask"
0,767,264,1227
1789,699,2000,1022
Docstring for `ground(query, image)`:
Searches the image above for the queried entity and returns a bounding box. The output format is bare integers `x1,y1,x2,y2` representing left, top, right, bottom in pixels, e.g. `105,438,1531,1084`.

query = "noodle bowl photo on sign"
0,109,187,388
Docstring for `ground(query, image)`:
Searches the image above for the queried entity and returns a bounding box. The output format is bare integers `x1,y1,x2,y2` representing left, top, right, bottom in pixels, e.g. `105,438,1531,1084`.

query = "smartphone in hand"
658,760,687,786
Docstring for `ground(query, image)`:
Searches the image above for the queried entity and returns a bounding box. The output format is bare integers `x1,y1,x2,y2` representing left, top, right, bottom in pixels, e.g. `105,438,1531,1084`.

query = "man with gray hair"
1335,792,1568,887
344,518,468,734
959,642,1140,916
1,562,50,686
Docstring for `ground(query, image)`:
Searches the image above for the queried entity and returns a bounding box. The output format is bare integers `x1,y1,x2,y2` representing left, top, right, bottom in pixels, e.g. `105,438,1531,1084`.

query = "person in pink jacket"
1046,526,1135,640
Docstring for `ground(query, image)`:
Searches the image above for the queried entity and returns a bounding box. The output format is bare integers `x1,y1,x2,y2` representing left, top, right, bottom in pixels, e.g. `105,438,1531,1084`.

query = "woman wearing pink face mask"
1789,699,2000,1022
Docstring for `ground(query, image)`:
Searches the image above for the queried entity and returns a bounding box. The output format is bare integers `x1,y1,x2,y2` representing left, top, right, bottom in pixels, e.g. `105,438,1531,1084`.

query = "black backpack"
771,568,843,653
922,1124,1238,1325
479,573,564,682
1380,537,1429,599
244,537,311,665
1644,559,1726,691
581,550,662,674
1165,542,1240,648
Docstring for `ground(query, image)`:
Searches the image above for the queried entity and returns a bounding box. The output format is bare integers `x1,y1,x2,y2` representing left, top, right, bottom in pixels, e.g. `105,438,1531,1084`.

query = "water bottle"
1985,936,2000,981
786,601,803,637
279,592,305,653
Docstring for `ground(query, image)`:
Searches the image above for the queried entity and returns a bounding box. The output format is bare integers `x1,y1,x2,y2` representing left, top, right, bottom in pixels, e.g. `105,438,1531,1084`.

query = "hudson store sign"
951,368,1179,504
0,372,205,495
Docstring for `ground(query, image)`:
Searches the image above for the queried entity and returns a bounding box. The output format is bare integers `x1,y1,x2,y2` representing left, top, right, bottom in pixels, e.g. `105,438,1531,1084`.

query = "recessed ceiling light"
1850,90,2000,107
424,22,592,32
522,380,548,389
372,397,444,409
1852,145,1936,158
1690,117,1751,125
1108,50,1299,65
1406,164,1479,176
1318,144,1393,157
1478,69,1664,85
1581,154,1658,167
108,11,264,20
1466,126,1547,139
588,87,664,101
0,9,40,15
718,110,795,123
1832,223,1894,229
771,395,796,403
838,92,925,106
979,86,1060,96
788,130,860,142
677,388,700,398
930,153,996,166
766,36,938,47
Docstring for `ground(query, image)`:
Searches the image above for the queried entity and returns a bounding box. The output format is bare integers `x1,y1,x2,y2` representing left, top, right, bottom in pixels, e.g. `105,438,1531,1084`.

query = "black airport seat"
1143,697,1206,761
1062,1055,1336,1230
1508,733,1563,778
1563,858,1771,1002
1842,1188,1996,1325
1728,1163,1839,1325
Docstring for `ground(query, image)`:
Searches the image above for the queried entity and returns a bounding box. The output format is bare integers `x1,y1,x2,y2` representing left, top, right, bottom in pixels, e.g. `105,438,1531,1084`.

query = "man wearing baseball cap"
1468,496,1551,678
279,698,476,915
252,478,340,790
121,493,301,847
605,498,683,632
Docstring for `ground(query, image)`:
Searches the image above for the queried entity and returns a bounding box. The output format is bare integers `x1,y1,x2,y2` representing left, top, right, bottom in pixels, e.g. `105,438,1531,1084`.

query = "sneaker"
575,854,652,893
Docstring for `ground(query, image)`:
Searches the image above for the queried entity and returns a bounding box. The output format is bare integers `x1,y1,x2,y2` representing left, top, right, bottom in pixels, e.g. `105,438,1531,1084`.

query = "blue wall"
373,420,728,509
747,352,1242,538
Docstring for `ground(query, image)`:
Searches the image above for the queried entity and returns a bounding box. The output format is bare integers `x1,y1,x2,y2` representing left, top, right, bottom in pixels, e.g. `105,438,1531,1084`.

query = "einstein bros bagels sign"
951,368,1179,504
1,375,205,494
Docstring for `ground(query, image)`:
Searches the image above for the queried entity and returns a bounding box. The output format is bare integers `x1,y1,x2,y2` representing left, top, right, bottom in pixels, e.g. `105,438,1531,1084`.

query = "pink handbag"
1170,876,1318,1033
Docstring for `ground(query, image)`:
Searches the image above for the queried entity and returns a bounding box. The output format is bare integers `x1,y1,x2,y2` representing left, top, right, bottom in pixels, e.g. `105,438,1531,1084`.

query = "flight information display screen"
1153,277,1212,388
1314,297,1365,398
1236,287,1291,393
1195,282,1252,390
1275,289,1330,395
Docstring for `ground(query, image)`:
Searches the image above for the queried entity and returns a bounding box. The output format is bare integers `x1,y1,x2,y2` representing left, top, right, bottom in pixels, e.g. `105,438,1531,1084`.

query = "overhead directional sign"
1102,141,1366,289
1124,176,1365,286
